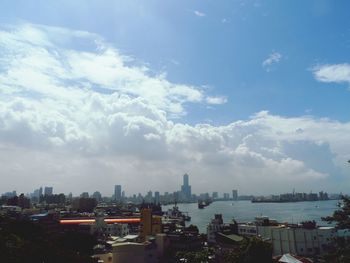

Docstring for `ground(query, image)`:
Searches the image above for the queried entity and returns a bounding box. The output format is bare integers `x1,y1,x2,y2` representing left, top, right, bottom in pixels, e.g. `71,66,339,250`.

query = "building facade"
114,185,122,201
180,174,191,201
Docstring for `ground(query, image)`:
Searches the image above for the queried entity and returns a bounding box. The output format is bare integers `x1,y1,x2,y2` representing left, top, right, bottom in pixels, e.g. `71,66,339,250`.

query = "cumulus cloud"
0,23,225,117
312,63,350,85
0,23,349,196
262,51,282,71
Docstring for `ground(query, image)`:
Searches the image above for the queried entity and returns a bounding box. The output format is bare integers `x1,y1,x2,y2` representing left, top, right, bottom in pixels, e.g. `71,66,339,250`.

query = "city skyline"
0,1,350,195
1,173,338,200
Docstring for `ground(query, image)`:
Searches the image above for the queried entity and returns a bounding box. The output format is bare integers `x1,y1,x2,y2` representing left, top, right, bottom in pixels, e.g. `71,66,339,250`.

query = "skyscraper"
232,189,238,201
181,173,191,201
80,192,89,198
92,191,102,202
154,191,160,205
44,187,53,196
183,173,189,186
114,185,122,201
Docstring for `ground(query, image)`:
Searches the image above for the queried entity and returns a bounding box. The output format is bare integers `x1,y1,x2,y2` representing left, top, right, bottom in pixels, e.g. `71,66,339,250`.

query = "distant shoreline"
251,198,339,204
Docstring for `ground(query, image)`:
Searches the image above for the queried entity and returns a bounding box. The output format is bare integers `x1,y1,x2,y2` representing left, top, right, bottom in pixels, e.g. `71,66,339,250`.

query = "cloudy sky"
0,0,350,196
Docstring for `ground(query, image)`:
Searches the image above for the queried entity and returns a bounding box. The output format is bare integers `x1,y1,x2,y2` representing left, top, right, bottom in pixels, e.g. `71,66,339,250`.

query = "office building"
80,192,89,198
232,189,238,201
181,173,192,201
223,193,230,200
114,185,122,201
44,187,53,196
92,191,102,202
154,191,160,205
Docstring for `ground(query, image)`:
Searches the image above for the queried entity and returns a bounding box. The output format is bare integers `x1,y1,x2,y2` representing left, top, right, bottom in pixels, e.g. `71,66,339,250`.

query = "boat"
198,201,205,209
165,202,191,221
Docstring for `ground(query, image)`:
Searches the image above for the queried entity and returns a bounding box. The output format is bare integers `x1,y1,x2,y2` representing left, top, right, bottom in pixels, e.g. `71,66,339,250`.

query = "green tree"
222,237,273,263
175,250,210,263
0,215,98,263
322,196,350,262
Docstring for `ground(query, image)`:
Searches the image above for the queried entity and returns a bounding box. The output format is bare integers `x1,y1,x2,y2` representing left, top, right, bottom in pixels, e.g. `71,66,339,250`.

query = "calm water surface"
163,200,339,233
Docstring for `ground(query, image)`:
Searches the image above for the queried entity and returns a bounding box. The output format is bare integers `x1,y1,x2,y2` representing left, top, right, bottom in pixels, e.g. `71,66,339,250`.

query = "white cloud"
0,23,349,196
206,96,228,105
262,51,282,71
312,63,350,84
0,23,224,117
194,10,206,17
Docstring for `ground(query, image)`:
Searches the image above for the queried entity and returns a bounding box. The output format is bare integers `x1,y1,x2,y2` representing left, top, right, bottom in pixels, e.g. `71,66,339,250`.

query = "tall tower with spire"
181,173,192,201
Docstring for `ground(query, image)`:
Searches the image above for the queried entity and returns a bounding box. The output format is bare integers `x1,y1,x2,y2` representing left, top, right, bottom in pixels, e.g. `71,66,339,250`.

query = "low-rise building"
237,217,336,257
207,214,237,244
90,222,129,237
93,242,158,263
257,224,336,256
207,214,224,243
237,223,258,237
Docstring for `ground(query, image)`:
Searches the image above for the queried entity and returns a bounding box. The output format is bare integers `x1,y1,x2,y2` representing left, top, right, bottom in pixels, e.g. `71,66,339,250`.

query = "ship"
198,198,212,209
164,202,191,221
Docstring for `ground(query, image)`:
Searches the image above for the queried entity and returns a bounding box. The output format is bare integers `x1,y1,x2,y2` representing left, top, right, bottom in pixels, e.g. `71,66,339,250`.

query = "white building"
257,225,336,256
93,236,164,263
237,223,258,237
87,218,130,237
237,217,336,256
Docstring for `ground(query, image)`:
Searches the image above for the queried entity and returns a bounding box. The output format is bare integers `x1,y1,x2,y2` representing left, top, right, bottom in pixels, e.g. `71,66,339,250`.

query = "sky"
0,0,350,196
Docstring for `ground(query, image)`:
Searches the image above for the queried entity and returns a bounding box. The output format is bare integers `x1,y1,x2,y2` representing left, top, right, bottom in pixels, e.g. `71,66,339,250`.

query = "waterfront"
163,199,339,233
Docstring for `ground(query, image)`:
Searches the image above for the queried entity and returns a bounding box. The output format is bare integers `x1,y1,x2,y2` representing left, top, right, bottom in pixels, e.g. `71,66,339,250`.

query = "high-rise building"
154,191,160,205
140,207,162,242
183,173,189,186
145,190,153,203
140,208,152,241
92,191,102,202
33,187,43,199
3,191,16,198
80,192,89,198
44,187,53,196
223,193,230,200
232,189,238,201
181,173,192,201
114,185,122,201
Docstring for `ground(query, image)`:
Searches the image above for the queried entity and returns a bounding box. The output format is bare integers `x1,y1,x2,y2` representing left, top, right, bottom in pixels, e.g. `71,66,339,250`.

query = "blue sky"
1,0,349,124
0,0,350,195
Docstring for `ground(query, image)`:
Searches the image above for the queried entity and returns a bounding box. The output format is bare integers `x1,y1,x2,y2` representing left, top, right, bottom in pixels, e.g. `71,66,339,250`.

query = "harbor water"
163,200,339,233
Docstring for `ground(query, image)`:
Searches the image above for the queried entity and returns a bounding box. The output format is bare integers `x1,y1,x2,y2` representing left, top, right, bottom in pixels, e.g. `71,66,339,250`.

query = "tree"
221,237,273,263
0,215,98,263
322,196,350,262
175,250,211,263
323,196,350,229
